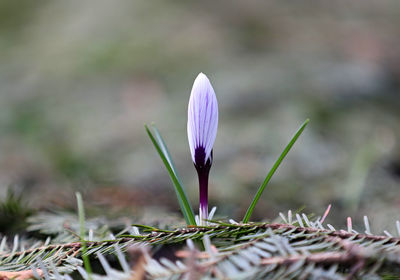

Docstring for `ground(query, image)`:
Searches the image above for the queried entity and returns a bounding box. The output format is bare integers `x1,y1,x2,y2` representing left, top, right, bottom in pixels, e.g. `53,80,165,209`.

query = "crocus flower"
187,73,218,225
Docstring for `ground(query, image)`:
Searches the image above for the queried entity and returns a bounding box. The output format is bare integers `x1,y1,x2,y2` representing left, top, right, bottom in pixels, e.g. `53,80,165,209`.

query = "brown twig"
0,238,133,258
258,223,400,242
2,222,399,260
161,246,371,278
260,252,356,266
144,222,400,244
0,269,43,280
128,247,148,280
175,235,375,278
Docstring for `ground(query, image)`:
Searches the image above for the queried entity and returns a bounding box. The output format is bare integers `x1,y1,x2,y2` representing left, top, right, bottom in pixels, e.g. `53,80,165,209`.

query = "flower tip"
194,72,210,86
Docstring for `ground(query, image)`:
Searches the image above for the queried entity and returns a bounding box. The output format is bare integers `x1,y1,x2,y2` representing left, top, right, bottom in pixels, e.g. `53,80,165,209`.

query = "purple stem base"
197,167,209,225
194,148,212,225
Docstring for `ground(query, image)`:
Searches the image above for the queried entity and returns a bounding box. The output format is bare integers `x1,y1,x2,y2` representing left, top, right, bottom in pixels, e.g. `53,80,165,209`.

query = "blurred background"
0,0,399,233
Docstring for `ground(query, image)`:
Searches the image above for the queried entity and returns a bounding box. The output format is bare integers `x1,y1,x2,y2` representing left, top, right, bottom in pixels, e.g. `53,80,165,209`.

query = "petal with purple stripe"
187,73,218,167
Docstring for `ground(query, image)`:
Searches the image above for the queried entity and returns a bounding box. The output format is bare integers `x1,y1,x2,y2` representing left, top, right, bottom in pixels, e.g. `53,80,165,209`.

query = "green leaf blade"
242,119,310,223
76,192,93,278
145,124,196,225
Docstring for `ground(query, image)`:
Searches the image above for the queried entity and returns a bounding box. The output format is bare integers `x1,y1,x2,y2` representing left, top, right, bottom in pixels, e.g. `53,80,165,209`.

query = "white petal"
187,73,218,165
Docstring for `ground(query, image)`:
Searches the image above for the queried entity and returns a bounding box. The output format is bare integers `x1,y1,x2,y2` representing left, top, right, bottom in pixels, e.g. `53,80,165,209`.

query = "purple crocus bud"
187,73,218,225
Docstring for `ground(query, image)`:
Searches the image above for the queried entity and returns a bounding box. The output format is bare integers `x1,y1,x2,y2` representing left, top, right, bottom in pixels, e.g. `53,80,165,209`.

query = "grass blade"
152,125,179,177
152,125,195,222
145,124,196,225
76,192,92,279
242,119,310,223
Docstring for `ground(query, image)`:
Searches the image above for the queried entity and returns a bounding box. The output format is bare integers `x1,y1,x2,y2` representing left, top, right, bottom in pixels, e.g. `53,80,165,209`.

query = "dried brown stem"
2,222,398,260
